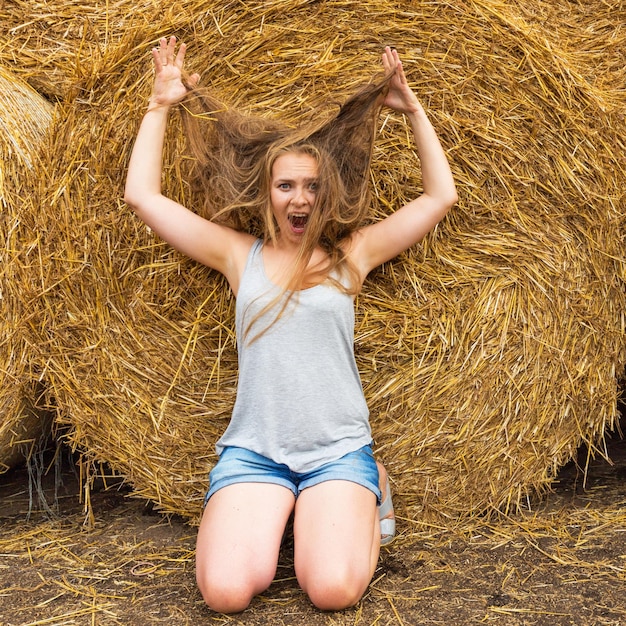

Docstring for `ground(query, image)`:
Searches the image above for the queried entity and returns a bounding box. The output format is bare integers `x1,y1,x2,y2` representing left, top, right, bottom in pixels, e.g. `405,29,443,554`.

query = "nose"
292,186,309,206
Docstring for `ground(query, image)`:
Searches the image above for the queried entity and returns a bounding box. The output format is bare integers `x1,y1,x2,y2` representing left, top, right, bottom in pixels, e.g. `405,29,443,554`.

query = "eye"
277,182,290,190
309,181,318,192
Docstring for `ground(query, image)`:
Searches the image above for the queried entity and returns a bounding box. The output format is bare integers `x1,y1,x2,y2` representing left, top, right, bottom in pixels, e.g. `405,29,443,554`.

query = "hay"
0,64,55,473
1,0,624,526
1,458,625,624
0,383,54,475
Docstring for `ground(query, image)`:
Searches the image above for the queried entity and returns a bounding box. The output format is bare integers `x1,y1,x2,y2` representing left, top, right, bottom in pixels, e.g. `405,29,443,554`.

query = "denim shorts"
204,444,381,505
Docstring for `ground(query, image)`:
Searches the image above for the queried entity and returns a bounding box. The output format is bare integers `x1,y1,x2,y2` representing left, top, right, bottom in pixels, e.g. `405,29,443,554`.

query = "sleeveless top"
215,239,372,473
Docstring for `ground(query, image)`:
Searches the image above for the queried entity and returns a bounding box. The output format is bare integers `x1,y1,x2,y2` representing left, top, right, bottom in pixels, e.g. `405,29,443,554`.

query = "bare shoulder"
220,229,257,295
341,230,370,288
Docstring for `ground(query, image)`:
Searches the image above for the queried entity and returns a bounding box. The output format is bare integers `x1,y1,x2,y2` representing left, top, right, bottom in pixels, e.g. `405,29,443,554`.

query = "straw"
0,0,624,526
0,64,55,474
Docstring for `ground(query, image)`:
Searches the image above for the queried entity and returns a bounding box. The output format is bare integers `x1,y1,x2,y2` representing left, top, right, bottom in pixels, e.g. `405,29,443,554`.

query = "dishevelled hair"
179,65,394,340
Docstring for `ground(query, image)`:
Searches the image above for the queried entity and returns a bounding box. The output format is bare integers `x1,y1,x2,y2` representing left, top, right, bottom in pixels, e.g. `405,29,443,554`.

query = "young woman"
124,36,457,613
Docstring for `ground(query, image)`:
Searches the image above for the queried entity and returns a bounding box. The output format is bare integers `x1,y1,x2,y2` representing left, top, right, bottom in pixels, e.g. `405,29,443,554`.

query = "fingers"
174,40,188,68
150,45,161,71
161,36,177,67
148,36,198,104
382,46,409,88
383,46,401,66
152,36,187,72
380,47,421,114
381,46,397,73
187,72,201,88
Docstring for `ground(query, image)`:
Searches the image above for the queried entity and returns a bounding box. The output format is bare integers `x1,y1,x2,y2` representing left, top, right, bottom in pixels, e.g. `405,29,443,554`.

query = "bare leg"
195,483,295,613
293,480,379,611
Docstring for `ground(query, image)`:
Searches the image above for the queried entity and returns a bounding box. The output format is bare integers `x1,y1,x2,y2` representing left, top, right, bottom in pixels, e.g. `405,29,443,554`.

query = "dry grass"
0,0,624,526
0,64,54,473
0,452,625,624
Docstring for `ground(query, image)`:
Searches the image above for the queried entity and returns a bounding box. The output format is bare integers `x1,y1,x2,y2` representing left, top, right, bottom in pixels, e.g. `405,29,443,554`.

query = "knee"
301,569,369,611
196,569,258,614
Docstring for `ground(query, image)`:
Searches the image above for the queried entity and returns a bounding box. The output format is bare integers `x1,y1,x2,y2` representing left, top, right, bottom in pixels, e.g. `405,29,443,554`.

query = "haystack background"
1,0,624,526
0,64,55,472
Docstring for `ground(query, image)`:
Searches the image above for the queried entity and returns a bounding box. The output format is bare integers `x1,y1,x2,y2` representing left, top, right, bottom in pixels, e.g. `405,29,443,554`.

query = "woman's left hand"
381,46,422,116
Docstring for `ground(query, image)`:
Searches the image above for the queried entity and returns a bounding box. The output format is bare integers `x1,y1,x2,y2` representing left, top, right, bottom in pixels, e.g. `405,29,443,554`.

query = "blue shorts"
204,444,381,505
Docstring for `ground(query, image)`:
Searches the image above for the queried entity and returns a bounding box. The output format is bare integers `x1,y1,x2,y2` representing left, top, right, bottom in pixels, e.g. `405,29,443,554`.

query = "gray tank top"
215,239,372,472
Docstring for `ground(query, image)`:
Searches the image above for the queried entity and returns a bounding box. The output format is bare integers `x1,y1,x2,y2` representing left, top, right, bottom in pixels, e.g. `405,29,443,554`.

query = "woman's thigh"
196,482,295,612
293,480,379,611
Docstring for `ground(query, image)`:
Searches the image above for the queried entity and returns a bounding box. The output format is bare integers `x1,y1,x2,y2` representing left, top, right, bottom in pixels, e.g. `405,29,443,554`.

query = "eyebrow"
274,177,318,184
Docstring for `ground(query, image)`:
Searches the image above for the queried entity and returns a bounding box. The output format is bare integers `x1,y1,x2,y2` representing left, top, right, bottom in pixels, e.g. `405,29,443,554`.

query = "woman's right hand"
148,36,200,111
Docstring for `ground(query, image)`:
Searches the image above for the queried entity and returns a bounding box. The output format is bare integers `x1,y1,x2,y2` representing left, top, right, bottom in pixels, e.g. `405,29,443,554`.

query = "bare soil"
1,430,625,626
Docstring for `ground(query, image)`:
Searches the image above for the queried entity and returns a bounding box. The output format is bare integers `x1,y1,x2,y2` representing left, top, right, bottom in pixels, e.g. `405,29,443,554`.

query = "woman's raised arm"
348,47,458,281
124,37,252,291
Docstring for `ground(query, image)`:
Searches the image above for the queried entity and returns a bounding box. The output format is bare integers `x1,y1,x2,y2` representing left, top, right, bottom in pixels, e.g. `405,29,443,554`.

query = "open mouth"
288,213,309,232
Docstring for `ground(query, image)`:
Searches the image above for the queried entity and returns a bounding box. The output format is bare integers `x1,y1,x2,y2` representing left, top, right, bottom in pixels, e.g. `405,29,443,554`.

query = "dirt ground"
1,423,625,626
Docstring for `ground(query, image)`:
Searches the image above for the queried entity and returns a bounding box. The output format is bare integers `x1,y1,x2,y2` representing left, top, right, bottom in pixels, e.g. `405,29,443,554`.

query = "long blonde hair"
180,67,393,339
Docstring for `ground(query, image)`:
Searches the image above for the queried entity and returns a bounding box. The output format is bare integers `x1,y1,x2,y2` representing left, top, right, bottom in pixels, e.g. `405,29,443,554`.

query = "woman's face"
269,151,319,246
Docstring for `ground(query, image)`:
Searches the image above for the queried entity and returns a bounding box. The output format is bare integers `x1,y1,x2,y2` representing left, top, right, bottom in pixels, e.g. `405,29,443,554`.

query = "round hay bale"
0,1,188,100
0,383,54,474
0,64,54,193
12,1,626,526
0,64,55,472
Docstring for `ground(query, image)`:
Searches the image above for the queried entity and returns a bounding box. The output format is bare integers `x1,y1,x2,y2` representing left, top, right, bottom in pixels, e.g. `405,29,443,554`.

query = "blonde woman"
124,36,457,613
